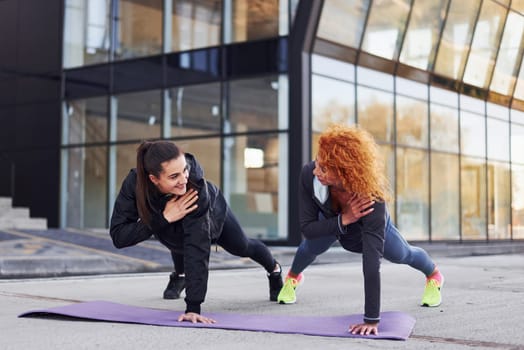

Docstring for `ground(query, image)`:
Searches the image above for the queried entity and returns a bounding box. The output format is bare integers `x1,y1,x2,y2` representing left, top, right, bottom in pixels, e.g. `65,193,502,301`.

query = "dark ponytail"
136,140,183,225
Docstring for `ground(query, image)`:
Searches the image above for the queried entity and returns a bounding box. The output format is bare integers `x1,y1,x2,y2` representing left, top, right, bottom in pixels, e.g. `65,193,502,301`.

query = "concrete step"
0,196,12,210
0,196,48,229
0,207,30,218
0,217,48,230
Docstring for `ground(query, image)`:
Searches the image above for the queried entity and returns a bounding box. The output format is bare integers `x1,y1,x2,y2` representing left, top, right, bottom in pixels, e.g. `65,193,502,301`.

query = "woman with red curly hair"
277,124,443,336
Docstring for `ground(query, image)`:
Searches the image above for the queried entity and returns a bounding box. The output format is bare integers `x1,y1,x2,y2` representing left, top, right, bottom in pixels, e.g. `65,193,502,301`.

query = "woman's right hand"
163,188,199,223
340,193,374,225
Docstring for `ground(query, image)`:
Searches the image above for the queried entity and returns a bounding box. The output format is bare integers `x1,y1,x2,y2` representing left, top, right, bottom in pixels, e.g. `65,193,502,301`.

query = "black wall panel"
0,0,63,227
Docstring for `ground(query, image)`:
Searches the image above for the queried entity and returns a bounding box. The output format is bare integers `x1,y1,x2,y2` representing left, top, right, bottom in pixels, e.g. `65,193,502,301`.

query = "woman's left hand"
177,312,216,324
349,322,379,336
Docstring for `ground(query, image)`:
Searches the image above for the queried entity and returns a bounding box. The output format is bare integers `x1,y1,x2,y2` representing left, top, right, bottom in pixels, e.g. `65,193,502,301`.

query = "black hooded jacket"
109,153,227,314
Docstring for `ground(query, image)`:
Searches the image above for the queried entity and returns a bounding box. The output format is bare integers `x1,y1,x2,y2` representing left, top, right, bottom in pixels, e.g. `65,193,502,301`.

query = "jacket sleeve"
358,201,386,324
181,180,212,314
298,164,342,239
109,170,164,248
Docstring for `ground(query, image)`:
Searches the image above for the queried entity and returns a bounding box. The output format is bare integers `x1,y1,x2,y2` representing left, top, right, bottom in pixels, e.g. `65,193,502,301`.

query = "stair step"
0,196,48,229
0,217,48,230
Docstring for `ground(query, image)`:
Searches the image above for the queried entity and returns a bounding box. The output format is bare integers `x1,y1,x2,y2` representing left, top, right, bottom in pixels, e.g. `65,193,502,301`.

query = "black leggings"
170,209,276,274
217,209,276,273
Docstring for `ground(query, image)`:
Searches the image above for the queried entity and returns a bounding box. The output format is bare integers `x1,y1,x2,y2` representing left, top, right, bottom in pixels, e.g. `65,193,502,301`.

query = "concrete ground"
1,228,524,349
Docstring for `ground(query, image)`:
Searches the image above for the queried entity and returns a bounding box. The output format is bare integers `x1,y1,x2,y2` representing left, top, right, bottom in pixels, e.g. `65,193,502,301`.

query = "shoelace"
425,279,440,289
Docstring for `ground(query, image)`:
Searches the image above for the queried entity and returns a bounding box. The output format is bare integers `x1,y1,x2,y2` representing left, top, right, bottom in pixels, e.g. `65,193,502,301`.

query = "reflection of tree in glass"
396,102,426,146
357,100,393,143
313,100,354,132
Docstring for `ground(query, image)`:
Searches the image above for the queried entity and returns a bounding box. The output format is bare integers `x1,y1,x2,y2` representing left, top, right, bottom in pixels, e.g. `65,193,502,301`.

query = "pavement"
1,228,524,349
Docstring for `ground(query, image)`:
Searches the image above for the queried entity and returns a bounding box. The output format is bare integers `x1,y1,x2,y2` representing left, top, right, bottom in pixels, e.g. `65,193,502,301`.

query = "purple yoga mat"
19,300,415,340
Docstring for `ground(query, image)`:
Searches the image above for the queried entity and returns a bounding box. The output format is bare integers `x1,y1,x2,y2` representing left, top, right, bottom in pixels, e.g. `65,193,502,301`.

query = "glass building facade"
54,0,524,244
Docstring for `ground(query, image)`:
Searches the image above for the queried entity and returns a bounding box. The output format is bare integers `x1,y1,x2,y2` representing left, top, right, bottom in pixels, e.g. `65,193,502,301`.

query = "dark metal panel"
226,37,288,78
64,65,111,100
287,0,324,245
166,47,222,87
112,55,164,93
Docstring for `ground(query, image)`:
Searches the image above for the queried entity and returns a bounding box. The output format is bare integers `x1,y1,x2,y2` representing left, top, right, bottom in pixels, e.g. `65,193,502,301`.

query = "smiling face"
148,154,190,196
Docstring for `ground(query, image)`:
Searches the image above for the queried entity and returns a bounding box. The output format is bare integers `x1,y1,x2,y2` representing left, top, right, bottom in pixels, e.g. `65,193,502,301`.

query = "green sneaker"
277,274,303,304
421,277,444,307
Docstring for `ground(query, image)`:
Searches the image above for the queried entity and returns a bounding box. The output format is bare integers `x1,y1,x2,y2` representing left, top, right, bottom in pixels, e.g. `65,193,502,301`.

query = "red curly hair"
317,124,392,202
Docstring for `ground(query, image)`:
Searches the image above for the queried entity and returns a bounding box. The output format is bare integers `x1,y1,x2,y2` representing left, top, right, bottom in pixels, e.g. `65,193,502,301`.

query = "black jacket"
109,153,227,314
299,161,386,324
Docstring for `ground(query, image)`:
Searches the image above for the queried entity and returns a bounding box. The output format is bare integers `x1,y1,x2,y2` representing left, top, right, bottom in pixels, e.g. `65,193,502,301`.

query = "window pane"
171,0,221,52
63,0,110,68
511,123,524,164
487,118,509,161
357,66,394,90
169,83,221,137
512,0,524,15
434,0,481,80
396,147,429,240
224,133,282,240
230,0,279,43
460,94,485,114
461,111,486,158
317,0,369,48
486,102,509,121
116,90,162,141
312,55,355,80
514,56,524,101
513,109,524,125
312,75,355,132
463,0,506,88
490,12,524,95
431,152,460,240
488,161,511,239
228,76,279,133
399,0,449,70
360,0,410,60
512,164,524,239
381,144,396,221
66,97,108,144
116,0,163,60
396,95,428,148
461,156,487,240
357,87,394,143
430,103,459,153
66,146,108,228
430,86,458,108
396,77,428,100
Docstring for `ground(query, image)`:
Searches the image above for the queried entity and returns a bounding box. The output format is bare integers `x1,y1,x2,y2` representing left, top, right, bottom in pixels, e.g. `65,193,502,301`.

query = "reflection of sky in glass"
512,124,524,164
360,0,410,60
434,0,480,80
487,118,509,161
514,60,524,100
399,0,449,70
87,0,109,52
490,12,524,95
460,112,486,157
463,0,505,88
312,75,355,131
312,55,355,80
317,0,369,48
513,165,524,210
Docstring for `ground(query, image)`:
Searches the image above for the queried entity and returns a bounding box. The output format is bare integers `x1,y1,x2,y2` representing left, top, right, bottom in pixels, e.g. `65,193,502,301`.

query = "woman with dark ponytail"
110,140,283,323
